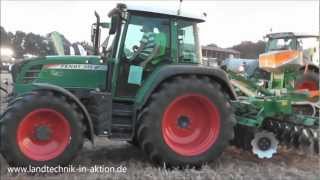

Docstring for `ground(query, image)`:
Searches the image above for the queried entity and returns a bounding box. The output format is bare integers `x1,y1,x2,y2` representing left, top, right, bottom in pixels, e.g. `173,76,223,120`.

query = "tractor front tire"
295,71,319,102
0,91,84,167
137,76,235,167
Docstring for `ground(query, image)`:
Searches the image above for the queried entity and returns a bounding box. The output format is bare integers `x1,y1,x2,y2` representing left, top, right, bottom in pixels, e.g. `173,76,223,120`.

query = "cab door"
113,14,171,99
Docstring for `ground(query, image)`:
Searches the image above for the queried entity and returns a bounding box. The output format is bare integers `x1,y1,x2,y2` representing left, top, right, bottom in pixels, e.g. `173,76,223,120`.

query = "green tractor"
0,4,236,167
1,4,318,167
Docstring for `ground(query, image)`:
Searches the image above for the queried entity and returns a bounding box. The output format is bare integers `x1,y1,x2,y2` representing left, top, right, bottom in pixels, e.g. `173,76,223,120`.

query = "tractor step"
109,102,134,139
111,124,132,128
108,134,131,141
112,109,132,117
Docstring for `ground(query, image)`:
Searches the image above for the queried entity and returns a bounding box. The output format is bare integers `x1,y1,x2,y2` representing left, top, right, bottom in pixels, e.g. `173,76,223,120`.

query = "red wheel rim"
17,108,71,161
162,94,221,156
296,80,318,91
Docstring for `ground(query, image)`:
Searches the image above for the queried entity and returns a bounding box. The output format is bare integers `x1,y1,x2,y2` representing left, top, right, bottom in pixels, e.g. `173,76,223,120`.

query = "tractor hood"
33,55,100,63
12,55,101,82
12,55,108,94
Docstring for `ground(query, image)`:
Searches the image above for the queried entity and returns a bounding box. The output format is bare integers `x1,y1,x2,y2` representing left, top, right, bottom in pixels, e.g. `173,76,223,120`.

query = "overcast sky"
1,0,319,48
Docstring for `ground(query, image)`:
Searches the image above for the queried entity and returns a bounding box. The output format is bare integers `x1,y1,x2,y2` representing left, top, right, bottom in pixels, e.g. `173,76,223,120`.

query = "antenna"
177,0,183,15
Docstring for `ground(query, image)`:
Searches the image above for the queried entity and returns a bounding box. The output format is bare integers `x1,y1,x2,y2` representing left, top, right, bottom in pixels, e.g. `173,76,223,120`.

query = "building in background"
202,44,240,66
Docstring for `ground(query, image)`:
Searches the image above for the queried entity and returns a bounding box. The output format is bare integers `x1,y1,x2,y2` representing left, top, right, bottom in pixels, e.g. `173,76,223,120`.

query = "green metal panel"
14,56,107,94
270,72,284,89
269,70,297,90
260,99,292,116
232,93,316,128
283,70,296,90
237,116,262,127
37,68,106,89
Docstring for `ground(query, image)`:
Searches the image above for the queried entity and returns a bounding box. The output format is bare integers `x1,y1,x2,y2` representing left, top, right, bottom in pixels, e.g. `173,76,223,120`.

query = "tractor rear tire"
137,76,235,167
0,91,84,167
295,71,319,102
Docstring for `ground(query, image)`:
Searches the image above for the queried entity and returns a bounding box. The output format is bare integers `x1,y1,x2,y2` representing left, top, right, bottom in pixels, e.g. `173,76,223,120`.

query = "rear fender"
135,64,237,110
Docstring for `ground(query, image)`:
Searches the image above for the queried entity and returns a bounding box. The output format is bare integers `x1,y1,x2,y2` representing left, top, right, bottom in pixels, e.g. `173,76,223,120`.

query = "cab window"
177,21,199,63
123,15,170,62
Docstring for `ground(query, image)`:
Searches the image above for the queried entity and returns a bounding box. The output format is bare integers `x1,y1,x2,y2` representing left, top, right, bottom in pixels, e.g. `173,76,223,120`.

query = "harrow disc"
263,119,319,155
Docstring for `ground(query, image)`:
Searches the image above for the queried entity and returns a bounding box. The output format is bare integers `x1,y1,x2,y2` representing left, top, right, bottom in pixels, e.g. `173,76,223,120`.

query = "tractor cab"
259,32,319,72
91,3,204,97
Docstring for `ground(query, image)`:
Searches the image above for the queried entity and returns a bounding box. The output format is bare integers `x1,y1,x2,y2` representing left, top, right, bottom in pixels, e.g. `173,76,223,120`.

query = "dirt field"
0,72,319,180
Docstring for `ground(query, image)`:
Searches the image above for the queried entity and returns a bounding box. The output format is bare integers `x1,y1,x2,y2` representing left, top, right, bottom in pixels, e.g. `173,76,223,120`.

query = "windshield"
101,32,116,57
267,38,296,51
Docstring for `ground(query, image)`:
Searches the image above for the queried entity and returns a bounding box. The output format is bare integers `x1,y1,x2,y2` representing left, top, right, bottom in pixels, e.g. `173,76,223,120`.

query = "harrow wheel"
0,91,84,167
251,131,279,159
137,76,235,167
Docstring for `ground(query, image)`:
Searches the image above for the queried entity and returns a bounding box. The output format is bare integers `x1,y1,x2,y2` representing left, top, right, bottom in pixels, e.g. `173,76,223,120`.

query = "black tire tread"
137,75,236,167
0,90,85,167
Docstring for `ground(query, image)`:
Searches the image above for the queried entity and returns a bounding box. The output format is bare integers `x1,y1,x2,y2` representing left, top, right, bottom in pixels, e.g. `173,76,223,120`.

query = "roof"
266,32,319,39
124,4,205,22
202,46,240,54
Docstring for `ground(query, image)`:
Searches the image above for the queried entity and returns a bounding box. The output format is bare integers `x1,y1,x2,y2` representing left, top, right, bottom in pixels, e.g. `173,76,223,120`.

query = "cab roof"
119,3,205,22
266,32,319,39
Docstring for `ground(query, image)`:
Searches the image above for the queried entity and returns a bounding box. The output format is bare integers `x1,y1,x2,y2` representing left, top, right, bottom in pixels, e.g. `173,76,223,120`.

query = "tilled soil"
1,139,319,180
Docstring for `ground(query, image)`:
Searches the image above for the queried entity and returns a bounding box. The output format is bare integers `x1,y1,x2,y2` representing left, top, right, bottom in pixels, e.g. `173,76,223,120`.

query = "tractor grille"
22,65,43,83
